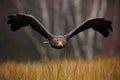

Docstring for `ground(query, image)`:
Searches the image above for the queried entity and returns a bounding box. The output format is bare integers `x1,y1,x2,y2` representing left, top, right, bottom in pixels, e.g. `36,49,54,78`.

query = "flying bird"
7,13,113,49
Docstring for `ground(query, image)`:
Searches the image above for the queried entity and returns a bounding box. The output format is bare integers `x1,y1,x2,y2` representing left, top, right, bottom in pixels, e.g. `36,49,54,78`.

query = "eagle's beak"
57,41,63,47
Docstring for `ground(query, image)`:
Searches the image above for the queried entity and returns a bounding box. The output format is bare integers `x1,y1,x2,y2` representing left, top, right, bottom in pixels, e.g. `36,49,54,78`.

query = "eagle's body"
50,36,67,49
7,13,113,49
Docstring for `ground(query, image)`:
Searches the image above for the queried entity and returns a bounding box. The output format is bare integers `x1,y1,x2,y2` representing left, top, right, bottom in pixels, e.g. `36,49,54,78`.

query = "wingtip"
7,19,11,24
105,20,113,32
10,26,17,32
8,14,16,18
8,15,12,18
7,15,15,24
103,33,109,38
110,26,113,32
7,20,9,24
108,21,113,32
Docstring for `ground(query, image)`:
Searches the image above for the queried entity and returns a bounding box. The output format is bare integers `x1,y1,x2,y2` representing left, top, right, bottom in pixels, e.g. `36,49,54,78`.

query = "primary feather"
7,13,53,40
64,18,113,39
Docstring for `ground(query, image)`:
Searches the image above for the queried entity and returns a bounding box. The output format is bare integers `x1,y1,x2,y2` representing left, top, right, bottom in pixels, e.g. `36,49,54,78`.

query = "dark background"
0,0,120,61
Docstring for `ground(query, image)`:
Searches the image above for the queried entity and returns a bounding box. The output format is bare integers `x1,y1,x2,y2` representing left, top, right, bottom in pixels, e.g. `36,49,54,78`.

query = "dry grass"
0,55,120,80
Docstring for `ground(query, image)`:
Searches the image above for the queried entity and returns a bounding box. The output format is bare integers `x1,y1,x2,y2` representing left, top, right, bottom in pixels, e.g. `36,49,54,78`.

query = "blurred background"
0,0,120,61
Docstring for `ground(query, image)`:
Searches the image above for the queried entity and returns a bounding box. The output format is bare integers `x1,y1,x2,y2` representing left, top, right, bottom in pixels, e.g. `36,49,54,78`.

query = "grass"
0,55,120,80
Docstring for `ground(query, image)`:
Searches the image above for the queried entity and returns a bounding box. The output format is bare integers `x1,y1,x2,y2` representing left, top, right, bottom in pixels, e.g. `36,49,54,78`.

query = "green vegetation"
0,55,120,80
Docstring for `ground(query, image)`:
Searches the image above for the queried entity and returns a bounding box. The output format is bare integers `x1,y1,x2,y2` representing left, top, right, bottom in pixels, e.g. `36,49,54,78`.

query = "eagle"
7,13,113,49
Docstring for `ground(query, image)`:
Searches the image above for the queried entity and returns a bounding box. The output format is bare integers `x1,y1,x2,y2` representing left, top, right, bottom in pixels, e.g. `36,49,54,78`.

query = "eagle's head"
50,36,67,49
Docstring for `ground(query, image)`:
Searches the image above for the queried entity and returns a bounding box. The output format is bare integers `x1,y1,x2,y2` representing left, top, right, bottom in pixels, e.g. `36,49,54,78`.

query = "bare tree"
10,0,112,60
13,0,48,61
61,0,81,58
96,0,107,50
85,0,100,60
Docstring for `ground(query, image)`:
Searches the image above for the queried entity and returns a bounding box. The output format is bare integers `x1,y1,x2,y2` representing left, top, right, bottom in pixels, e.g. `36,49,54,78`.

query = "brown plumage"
7,13,113,49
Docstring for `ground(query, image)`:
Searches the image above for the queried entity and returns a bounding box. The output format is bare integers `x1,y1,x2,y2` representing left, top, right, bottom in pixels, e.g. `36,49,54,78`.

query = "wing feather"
64,18,113,39
7,13,53,40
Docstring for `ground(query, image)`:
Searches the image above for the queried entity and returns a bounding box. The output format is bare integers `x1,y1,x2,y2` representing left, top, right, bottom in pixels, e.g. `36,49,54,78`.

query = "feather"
65,18,113,39
7,13,53,40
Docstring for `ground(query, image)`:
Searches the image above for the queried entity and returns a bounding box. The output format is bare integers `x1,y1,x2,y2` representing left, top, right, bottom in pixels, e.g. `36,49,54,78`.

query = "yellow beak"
57,41,63,47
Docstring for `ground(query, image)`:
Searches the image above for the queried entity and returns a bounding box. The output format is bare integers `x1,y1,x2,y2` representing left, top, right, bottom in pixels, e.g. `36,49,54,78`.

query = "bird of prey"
7,13,113,49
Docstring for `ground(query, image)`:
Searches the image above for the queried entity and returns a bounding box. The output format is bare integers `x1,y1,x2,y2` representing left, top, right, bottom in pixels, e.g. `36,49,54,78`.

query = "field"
0,55,120,80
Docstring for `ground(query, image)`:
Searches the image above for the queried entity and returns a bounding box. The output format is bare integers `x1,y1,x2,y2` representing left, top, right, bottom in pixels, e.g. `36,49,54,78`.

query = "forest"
0,0,120,80
0,0,119,61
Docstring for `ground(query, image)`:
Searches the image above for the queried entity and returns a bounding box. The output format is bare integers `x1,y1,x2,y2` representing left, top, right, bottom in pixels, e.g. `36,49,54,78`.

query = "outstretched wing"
64,18,113,39
7,13,53,40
